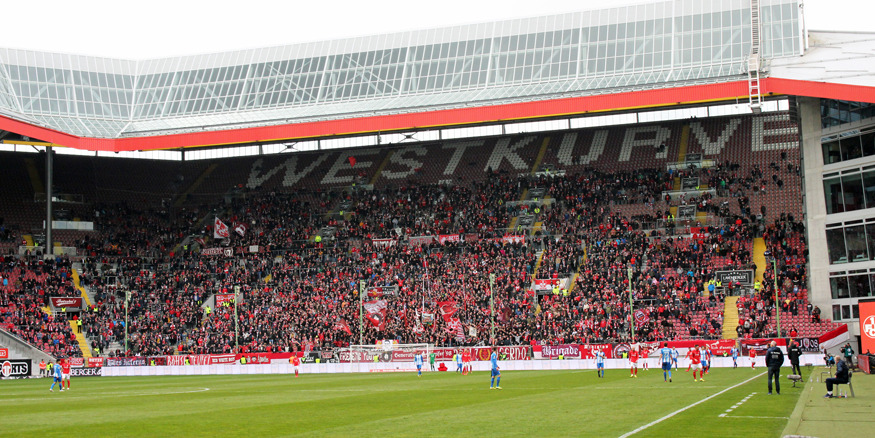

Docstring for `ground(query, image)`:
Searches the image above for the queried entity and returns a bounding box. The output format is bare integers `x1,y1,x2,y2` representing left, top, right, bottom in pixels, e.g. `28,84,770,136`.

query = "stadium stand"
0,113,840,357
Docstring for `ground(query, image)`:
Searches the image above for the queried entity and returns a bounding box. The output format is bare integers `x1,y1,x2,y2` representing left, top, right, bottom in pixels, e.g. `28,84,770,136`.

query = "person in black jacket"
765,341,784,395
787,340,802,376
824,357,850,398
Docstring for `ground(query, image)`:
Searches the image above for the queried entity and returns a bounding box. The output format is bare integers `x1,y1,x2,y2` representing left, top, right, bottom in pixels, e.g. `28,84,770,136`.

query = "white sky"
2,0,872,59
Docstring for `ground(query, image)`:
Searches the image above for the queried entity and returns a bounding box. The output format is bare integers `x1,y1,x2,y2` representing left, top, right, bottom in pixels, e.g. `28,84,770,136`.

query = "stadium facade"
2,0,875,345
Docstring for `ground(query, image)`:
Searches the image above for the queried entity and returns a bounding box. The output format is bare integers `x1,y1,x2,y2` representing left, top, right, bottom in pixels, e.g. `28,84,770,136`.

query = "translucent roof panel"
0,0,802,139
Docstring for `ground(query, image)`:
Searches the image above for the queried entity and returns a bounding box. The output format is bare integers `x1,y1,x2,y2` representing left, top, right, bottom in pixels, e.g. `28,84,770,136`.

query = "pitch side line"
618,372,765,438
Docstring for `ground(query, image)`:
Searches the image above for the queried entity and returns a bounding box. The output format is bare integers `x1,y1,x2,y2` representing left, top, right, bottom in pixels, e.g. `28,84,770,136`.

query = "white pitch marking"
618,373,765,438
720,415,789,420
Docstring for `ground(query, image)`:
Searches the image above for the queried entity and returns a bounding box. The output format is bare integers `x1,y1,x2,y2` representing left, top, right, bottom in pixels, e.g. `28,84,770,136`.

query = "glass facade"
821,99,875,129
0,0,802,139
822,129,875,165
829,269,873,321
822,166,875,214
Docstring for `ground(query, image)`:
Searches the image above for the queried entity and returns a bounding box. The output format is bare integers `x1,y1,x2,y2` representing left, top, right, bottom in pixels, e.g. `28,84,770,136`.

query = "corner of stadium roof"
1,0,874,154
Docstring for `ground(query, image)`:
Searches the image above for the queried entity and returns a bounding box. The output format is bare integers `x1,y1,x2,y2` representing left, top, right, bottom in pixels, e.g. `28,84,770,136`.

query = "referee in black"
766,340,785,395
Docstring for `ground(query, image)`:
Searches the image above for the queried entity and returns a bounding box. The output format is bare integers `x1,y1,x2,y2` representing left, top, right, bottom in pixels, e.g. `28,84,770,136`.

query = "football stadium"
1,0,874,436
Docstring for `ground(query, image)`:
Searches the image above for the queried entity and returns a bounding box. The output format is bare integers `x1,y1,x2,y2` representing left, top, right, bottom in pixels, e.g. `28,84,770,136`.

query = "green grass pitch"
2,368,802,437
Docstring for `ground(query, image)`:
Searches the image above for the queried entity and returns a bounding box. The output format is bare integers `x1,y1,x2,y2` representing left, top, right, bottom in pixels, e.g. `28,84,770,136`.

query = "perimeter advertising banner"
0,348,7,359
70,367,102,377
859,299,875,355
0,359,31,378
540,344,580,359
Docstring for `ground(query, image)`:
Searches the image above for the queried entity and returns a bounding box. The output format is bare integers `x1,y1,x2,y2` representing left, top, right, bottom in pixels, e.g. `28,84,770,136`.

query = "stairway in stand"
722,296,740,339
69,321,92,358
753,237,767,282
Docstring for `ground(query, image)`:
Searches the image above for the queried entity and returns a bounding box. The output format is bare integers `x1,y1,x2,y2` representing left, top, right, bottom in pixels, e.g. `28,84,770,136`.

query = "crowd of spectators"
0,255,80,357
0,119,830,358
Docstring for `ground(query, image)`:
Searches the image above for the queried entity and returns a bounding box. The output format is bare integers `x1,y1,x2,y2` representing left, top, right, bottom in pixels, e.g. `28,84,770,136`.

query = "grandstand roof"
1,0,873,152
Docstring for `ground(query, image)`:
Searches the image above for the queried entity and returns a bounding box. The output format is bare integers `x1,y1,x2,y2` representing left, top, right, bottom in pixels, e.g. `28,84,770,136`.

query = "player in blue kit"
702,346,712,375
660,342,673,383
671,347,679,370
731,346,739,368
594,349,606,378
49,361,63,392
414,352,424,377
489,347,502,390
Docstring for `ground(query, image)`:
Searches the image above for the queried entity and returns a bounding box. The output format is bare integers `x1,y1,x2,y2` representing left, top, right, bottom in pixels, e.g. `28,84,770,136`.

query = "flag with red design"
446,318,465,341
437,301,457,322
214,217,230,239
363,300,388,330
234,222,247,237
333,319,352,335
633,309,650,326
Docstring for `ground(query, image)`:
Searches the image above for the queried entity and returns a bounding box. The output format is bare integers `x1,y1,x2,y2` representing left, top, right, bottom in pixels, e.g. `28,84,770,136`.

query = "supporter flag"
234,222,247,237
633,309,650,326
421,312,434,325
437,301,457,322
446,317,461,334
363,300,388,330
214,217,230,239
194,237,205,247
818,323,849,350
334,320,352,336
348,156,357,167
446,318,465,341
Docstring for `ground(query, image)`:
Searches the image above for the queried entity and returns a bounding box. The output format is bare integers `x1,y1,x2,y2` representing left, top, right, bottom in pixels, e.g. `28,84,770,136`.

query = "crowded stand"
0,113,839,359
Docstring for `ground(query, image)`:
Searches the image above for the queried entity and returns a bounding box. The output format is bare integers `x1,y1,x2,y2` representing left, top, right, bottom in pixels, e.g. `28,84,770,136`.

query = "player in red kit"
462,350,472,375
290,355,300,378
61,358,72,390
749,348,757,369
629,346,639,378
689,346,703,382
640,345,649,370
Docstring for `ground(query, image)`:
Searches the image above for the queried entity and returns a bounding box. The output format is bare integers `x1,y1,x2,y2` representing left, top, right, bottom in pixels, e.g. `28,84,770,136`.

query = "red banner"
50,297,83,309
437,234,460,244
859,355,871,375
69,357,85,368
859,300,875,355
87,357,104,368
215,294,235,306
0,348,6,359
473,346,530,361
209,354,237,365
580,344,614,359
